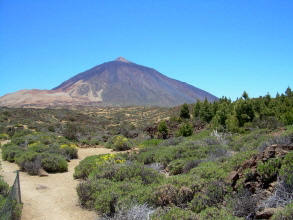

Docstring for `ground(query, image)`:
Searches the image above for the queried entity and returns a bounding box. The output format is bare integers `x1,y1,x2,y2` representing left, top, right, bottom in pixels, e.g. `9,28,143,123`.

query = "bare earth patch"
0,145,113,220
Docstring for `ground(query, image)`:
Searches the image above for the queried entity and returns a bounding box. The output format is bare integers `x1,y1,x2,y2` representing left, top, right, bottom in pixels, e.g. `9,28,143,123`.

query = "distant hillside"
0,57,218,108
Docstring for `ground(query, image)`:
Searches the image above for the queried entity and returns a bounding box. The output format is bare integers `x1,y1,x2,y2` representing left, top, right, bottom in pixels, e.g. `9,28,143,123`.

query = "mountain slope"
0,57,218,107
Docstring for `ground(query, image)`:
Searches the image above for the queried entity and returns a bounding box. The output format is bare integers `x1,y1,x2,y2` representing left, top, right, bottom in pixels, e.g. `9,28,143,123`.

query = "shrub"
106,135,133,151
23,156,42,175
77,178,114,209
104,162,163,185
0,133,9,140
74,155,100,179
222,150,257,172
197,207,240,220
41,153,68,173
138,139,163,149
153,184,193,207
167,159,187,175
158,137,183,147
189,192,208,213
263,171,293,208
158,120,168,139
0,178,9,197
257,158,282,187
88,180,155,215
190,162,226,182
136,150,157,164
15,151,39,171
150,206,197,220
97,203,155,220
176,123,193,137
60,144,78,159
16,151,68,174
258,134,293,152
2,144,25,162
182,159,202,174
227,188,257,218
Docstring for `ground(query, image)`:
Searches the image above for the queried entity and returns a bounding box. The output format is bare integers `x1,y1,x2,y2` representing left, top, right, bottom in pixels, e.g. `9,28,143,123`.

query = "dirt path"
0,143,113,220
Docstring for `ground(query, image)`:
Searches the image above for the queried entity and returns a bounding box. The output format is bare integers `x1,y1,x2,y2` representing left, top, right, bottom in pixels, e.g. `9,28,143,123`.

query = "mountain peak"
114,57,132,63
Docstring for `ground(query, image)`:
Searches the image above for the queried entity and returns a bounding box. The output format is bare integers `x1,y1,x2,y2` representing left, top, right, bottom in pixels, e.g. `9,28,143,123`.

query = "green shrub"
197,207,240,220
28,143,48,153
60,144,78,159
90,162,164,185
0,178,9,197
2,144,25,162
74,154,126,180
150,206,197,220
77,178,155,215
138,139,163,149
15,151,40,171
136,150,157,164
279,151,293,184
41,153,68,173
74,155,100,179
190,162,226,182
12,129,34,139
158,137,183,147
77,178,114,209
176,123,193,137
222,150,257,172
257,158,282,185
167,159,187,175
189,192,208,213
16,151,68,173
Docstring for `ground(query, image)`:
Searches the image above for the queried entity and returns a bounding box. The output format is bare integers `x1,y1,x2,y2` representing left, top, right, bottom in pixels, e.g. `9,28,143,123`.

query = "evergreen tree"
193,101,201,118
285,86,292,97
199,99,213,123
158,120,168,139
180,103,190,119
242,91,249,100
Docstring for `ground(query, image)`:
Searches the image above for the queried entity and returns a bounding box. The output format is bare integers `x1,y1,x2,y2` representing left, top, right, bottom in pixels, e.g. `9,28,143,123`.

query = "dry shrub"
228,188,258,219
97,203,155,220
153,184,193,207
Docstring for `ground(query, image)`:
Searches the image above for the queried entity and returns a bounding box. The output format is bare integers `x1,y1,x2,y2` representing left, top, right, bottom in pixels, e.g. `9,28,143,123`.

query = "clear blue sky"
1,0,292,101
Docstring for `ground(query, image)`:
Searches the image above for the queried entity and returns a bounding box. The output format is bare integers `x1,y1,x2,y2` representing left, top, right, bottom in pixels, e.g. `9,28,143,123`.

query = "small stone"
38,168,49,177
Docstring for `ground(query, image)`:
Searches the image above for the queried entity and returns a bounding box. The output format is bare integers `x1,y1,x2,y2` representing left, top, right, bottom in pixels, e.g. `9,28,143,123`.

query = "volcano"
0,57,218,107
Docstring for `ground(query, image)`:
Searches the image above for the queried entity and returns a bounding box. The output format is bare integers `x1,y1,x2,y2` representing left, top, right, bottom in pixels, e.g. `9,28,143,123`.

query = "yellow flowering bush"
28,141,41,147
60,143,78,149
105,135,134,151
0,133,10,140
95,153,125,165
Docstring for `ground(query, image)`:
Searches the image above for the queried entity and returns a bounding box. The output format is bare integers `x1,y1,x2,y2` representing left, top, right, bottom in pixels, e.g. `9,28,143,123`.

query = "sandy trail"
0,143,113,220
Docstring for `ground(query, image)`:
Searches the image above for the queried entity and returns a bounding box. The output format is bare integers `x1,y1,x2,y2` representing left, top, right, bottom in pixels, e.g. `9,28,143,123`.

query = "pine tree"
180,103,190,119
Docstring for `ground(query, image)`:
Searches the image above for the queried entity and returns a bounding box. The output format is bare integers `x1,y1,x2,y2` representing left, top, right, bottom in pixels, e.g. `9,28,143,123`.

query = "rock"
36,184,49,190
256,208,281,219
226,171,239,187
245,181,259,193
263,146,276,159
38,168,49,177
242,159,257,170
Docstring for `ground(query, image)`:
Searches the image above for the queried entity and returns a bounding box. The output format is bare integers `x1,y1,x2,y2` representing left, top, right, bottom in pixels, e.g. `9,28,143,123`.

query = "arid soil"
0,143,113,220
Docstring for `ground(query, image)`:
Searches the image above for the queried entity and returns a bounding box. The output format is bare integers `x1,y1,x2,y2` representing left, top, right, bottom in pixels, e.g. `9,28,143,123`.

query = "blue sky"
0,0,292,101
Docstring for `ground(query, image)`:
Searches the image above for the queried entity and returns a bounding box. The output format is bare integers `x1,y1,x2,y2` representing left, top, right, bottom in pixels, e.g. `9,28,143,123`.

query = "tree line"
182,86,293,132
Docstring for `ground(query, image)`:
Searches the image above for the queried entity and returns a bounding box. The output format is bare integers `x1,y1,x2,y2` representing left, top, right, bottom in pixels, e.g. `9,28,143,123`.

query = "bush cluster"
1,131,75,174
